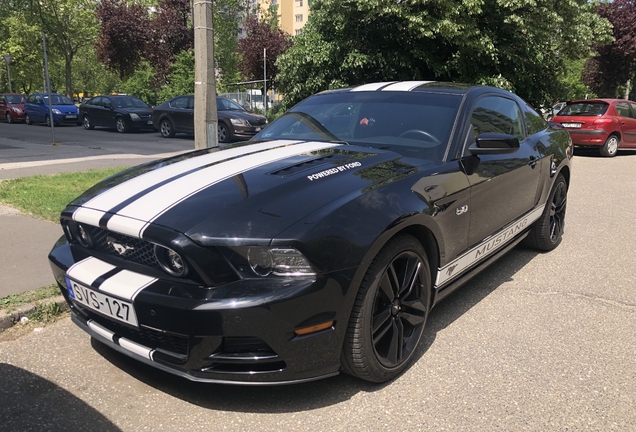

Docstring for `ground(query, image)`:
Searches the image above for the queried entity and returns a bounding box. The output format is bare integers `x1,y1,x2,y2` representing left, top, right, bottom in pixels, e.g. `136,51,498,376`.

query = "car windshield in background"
6,95,25,103
113,97,149,108
558,102,609,116
255,92,461,161
44,95,74,105
217,98,245,111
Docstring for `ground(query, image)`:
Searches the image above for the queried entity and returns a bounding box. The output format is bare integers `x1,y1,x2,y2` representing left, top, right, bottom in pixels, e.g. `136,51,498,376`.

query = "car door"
462,94,542,247
0,96,6,115
615,101,636,144
85,97,102,126
101,97,117,127
169,96,192,133
185,96,194,134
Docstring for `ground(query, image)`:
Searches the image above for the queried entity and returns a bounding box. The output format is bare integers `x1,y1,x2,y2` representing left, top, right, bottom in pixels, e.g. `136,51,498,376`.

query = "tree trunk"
624,79,631,100
65,39,73,99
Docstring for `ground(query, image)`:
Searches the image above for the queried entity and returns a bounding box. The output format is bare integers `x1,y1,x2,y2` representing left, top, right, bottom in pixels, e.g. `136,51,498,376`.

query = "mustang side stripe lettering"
73,140,302,223
111,141,340,238
435,205,545,287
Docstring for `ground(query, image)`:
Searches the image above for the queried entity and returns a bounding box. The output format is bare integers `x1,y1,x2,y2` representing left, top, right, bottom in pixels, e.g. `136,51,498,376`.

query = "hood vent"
268,153,354,176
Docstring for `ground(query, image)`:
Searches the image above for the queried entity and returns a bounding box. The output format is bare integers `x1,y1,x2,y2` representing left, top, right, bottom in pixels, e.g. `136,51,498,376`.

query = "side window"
630,103,636,114
187,97,194,109
92,97,103,107
170,97,188,109
615,102,633,118
525,105,549,136
471,96,524,141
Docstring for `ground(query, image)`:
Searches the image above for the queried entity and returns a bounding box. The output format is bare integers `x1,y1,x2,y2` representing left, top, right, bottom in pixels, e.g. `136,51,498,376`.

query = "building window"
295,0,303,6
295,14,303,22
295,29,302,35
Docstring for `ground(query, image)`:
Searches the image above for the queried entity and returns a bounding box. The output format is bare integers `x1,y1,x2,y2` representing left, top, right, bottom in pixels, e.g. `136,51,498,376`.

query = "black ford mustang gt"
49,82,572,385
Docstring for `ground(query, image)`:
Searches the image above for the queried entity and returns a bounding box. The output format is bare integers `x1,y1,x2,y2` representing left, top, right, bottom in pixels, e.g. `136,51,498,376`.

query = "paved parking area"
1,153,635,431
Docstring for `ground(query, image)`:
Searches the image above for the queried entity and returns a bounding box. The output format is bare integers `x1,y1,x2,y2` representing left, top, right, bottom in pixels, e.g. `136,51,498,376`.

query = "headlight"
52,109,62,115
230,118,248,126
130,113,140,120
12,107,22,113
154,245,188,277
247,247,315,277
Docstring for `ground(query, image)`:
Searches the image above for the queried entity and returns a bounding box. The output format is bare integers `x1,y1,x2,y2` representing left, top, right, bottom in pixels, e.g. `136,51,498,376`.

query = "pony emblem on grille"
106,236,135,255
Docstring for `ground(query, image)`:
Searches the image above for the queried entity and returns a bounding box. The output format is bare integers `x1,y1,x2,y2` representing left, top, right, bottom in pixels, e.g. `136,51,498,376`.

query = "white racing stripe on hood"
108,141,340,238
98,270,157,301
67,257,116,286
73,140,301,224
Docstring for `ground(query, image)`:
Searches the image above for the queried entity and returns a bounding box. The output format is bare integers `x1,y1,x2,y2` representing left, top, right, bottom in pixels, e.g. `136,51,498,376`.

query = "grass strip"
0,284,60,313
0,167,124,222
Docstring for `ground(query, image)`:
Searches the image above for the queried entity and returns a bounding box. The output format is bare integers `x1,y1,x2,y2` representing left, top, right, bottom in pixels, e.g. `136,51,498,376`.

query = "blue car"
25,93,79,126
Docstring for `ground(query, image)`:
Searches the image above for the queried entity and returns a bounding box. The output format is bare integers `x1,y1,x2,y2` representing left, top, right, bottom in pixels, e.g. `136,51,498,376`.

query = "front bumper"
7,109,25,122
232,125,265,141
49,237,350,385
52,113,79,125
130,118,155,130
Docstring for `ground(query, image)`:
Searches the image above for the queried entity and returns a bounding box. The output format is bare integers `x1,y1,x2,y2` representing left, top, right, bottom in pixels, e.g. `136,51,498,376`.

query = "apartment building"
259,0,311,36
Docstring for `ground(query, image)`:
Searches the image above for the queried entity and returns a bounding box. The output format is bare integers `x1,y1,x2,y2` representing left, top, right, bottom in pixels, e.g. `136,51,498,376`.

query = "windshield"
254,91,461,161
44,94,74,105
558,102,609,116
5,95,25,104
217,97,245,111
113,97,149,108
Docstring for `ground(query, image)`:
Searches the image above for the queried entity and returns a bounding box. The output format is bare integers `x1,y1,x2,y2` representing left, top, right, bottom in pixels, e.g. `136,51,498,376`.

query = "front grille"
88,226,160,269
91,313,189,356
246,118,266,127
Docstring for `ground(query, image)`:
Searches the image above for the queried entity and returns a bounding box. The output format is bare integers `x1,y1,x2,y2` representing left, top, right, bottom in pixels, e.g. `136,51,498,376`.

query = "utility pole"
42,32,56,144
263,48,267,117
193,0,218,149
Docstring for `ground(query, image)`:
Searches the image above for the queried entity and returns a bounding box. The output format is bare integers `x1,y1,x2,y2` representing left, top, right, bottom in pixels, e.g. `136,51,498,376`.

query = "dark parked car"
80,95,154,133
152,95,267,142
0,93,26,123
24,93,78,126
552,98,636,157
49,82,572,385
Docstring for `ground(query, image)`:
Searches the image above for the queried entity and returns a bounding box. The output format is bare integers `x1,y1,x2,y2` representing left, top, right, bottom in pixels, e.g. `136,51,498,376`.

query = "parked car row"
1,92,267,144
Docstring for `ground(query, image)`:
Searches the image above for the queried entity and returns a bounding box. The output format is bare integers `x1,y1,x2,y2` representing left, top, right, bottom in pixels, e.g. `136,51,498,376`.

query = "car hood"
118,107,153,115
66,140,426,244
219,110,267,124
7,103,25,109
51,104,77,113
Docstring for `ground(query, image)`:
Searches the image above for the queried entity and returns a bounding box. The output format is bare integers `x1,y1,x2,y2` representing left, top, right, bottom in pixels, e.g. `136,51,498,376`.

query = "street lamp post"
2,55,12,94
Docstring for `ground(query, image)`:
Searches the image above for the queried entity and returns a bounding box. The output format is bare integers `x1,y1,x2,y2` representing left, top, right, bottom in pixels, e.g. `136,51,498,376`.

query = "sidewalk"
0,151,189,298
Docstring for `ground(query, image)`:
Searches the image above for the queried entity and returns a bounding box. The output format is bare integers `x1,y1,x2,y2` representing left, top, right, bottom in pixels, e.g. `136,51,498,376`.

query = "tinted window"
558,102,608,116
471,96,524,141
256,91,461,161
112,97,149,108
187,96,194,109
91,97,103,107
614,102,633,118
43,94,73,105
170,97,189,109
217,98,245,111
525,105,548,135
27,95,36,103
5,95,24,103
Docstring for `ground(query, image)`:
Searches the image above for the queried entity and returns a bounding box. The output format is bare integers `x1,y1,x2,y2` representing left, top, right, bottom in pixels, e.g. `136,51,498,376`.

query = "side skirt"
431,232,528,306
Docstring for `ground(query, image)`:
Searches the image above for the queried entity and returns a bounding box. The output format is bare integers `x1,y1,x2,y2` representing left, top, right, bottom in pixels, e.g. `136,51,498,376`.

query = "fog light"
70,223,93,248
155,245,187,277
294,321,334,336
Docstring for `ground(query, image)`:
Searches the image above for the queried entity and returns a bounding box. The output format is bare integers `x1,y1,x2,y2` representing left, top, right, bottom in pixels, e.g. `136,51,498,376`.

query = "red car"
552,98,636,157
0,93,26,123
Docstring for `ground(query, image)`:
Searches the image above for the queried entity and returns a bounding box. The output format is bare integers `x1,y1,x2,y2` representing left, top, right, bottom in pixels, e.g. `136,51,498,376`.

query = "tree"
0,11,44,94
583,0,636,98
27,0,99,98
237,16,292,89
277,0,612,108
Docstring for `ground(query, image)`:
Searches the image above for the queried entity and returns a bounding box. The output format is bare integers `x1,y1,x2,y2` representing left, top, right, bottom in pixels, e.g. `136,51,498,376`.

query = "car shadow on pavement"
90,246,539,414
0,363,121,431
574,147,636,158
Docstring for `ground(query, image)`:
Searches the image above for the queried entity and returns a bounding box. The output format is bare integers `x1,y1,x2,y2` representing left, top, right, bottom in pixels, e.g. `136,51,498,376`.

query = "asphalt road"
1,153,635,431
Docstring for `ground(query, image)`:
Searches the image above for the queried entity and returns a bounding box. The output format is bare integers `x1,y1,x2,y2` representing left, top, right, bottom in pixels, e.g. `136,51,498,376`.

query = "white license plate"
255,127,261,132
65,276,138,326
147,120,153,124
66,115,77,119
562,123,581,128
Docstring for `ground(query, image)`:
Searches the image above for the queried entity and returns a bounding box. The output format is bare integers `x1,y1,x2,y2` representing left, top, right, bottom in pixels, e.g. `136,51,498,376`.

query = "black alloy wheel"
342,235,431,382
25,114,32,125
218,122,230,143
116,117,128,133
83,114,94,130
524,174,567,251
6,112,12,123
160,119,175,138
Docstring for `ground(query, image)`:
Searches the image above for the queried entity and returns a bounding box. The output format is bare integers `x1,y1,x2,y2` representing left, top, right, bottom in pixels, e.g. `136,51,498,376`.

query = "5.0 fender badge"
456,205,468,216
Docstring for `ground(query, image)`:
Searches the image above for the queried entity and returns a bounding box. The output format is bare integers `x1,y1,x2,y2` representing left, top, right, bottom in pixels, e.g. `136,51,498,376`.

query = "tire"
83,115,94,130
160,119,175,138
524,174,567,251
218,122,230,143
25,114,32,125
600,134,619,157
341,234,431,382
116,117,128,133
45,115,51,127
6,112,12,123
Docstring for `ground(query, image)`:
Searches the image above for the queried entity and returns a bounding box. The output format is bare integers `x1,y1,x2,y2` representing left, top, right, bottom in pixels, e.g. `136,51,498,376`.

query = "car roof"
317,81,480,96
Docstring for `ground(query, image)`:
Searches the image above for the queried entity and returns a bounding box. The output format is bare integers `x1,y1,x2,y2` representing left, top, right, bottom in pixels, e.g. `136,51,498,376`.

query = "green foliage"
28,301,63,323
0,12,43,94
119,61,159,106
0,285,59,313
277,0,613,108
158,49,194,102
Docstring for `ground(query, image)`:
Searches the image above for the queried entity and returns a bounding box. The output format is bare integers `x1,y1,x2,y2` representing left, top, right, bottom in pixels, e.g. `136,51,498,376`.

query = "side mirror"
469,133,520,155
548,121,564,129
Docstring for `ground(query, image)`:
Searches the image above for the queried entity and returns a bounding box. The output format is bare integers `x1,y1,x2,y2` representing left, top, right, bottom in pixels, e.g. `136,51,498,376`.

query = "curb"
0,295,69,332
